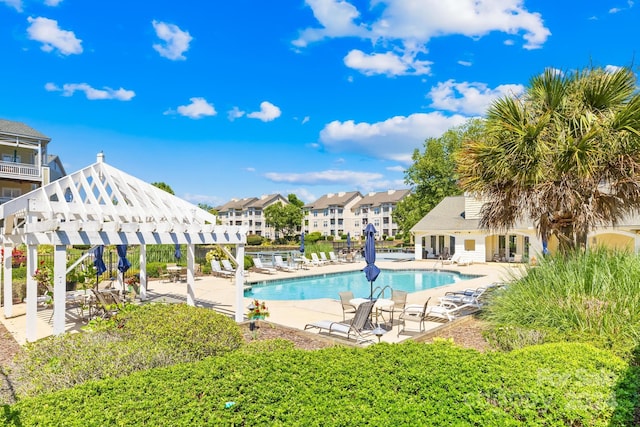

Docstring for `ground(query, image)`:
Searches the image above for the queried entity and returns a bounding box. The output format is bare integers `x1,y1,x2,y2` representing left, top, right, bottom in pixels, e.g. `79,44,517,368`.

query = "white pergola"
0,153,247,341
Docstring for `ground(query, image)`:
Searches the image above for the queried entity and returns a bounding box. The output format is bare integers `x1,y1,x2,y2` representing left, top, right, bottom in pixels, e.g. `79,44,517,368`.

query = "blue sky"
1,1,638,207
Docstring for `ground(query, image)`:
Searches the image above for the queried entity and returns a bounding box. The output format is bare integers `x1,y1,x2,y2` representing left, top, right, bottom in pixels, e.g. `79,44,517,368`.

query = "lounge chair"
221,259,236,274
457,255,473,266
442,253,460,265
274,255,295,272
211,259,235,278
379,289,408,326
319,252,332,264
329,252,343,263
252,257,277,274
338,291,357,321
439,287,487,308
304,300,375,343
310,253,328,266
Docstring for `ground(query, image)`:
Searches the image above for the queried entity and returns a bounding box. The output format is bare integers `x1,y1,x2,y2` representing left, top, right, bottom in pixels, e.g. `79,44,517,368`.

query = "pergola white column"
2,243,12,319
52,244,66,335
25,244,38,342
186,244,195,306
139,245,147,301
235,244,245,322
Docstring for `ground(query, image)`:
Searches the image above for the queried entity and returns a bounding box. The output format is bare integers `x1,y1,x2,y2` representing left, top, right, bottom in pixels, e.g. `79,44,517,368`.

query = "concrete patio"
1,259,524,345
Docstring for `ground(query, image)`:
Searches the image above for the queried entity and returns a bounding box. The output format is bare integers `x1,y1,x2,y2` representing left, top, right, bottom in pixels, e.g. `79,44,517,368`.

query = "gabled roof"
353,189,411,209
217,197,258,212
411,196,480,233
305,191,362,210
0,118,50,142
0,153,246,246
245,193,287,209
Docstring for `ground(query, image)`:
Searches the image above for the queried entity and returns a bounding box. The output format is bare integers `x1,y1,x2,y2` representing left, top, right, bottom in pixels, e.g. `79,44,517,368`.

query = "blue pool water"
244,269,480,301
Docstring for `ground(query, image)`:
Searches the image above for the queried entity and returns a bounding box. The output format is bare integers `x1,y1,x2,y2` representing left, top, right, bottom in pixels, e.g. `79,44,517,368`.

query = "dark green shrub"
244,255,254,270
144,262,164,278
247,234,263,245
305,231,322,244
2,341,635,426
11,303,243,397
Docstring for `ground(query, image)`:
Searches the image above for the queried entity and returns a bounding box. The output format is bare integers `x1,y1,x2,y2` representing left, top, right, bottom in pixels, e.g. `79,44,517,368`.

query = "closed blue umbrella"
116,244,131,273
363,223,380,299
299,232,305,254
346,232,351,251
174,243,182,261
93,245,107,289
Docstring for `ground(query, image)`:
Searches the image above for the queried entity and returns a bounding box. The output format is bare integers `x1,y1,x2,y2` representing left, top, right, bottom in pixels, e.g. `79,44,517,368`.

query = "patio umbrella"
363,223,380,299
299,232,305,254
346,232,351,251
93,245,107,289
174,243,182,261
116,244,131,273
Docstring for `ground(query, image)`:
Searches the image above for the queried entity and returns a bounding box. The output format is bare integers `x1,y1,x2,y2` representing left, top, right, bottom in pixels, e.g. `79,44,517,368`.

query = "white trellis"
0,153,247,341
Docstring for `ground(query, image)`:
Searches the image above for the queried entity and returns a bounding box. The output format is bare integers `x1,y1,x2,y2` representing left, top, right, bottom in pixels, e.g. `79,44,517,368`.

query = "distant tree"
197,203,218,215
264,202,304,240
287,193,305,208
393,119,483,235
151,182,174,195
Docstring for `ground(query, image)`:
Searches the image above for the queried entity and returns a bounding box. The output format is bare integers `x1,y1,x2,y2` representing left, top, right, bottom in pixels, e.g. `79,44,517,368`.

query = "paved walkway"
1,259,525,345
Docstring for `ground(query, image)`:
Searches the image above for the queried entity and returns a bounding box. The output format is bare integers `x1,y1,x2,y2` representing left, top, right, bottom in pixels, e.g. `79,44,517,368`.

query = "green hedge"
11,303,243,397
2,341,636,426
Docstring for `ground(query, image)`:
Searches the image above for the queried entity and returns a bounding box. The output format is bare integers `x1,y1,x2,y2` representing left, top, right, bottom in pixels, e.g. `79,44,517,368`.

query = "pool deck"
1,259,525,345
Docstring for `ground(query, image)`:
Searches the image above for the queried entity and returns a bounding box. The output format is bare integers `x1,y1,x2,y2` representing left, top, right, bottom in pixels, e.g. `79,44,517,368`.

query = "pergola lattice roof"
1,153,246,246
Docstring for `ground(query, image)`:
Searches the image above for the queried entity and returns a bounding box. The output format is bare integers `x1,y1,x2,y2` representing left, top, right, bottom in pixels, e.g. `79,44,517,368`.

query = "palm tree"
457,66,640,253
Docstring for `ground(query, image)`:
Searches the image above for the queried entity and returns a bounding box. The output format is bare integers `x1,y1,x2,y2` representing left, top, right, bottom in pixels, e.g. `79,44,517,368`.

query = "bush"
483,248,640,357
247,234,264,246
144,262,165,278
2,341,636,426
304,231,322,244
11,303,243,397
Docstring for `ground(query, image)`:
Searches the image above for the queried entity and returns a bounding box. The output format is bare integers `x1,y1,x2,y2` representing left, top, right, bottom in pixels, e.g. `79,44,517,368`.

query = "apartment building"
217,194,288,238
303,191,363,239
0,119,66,204
352,189,411,239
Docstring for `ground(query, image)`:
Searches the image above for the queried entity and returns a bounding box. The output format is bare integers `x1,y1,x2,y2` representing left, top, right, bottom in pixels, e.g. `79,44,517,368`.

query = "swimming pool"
244,269,480,301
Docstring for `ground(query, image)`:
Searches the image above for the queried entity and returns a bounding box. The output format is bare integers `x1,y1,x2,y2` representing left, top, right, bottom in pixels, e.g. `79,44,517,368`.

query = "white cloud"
1,0,22,11
227,106,245,121
295,0,550,76
265,169,383,185
319,112,468,163
605,65,623,73
152,20,192,60
45,82,135,100
265,170,405,193
170,97,216,119
247,101,281,122
457,60,472,67
343,49,431,76
301,116,310,124
245,167,256,173
44,0,63,6
27,16,82,55
182,193,225,207
609,7,622,13
289,187,317,203
386,165,405,172
428,80,525,115
292,0,368,47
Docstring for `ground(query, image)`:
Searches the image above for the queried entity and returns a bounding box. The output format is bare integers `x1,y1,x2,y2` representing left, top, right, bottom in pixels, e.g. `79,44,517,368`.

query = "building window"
2,188,21,198
464,240,476,251
313,221,318,228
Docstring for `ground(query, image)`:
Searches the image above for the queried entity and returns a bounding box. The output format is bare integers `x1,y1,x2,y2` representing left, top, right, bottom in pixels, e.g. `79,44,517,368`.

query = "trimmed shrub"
247,234,264,246
11,303,243,397
1,341,635,426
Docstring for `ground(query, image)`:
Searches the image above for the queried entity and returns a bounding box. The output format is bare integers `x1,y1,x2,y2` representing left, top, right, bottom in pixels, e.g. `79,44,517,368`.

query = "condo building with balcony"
0,119,66,204
217,194,288,238
352,189,411,239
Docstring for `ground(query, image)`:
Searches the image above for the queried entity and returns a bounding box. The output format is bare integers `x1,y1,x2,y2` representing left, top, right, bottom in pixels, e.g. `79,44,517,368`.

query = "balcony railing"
0,161,40,180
